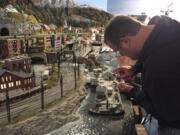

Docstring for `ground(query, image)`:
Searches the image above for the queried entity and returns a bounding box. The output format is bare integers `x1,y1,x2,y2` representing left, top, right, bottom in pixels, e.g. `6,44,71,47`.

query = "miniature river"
47,51,135,135
47,87,134,135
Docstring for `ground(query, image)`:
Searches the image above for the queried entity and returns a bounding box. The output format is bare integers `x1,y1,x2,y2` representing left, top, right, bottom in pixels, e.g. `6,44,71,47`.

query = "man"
104,15,180,135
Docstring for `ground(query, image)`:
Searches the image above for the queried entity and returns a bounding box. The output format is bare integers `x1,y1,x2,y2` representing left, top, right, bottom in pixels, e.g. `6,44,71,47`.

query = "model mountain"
32,0,78,8
0,0,113,27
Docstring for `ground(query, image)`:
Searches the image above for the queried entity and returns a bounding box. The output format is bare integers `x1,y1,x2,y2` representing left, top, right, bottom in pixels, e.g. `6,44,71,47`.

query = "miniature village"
0,0,149,135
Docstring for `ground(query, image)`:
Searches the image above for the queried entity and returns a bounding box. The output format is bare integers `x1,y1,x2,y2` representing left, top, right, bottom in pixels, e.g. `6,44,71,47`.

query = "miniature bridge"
29,53,47,64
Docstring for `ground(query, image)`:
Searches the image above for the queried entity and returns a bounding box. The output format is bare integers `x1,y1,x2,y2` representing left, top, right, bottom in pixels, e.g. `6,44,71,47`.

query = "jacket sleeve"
131,60,143,75
128,87,153,114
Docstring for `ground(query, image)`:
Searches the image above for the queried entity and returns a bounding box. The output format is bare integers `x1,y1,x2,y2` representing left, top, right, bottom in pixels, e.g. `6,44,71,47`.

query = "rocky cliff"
32,0,78,8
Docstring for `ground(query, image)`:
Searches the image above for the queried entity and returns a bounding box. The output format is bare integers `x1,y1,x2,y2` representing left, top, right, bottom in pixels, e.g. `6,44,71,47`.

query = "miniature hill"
0,0,113,27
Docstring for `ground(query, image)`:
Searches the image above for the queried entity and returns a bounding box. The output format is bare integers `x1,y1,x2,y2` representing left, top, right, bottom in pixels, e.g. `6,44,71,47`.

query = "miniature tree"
27,15,37,22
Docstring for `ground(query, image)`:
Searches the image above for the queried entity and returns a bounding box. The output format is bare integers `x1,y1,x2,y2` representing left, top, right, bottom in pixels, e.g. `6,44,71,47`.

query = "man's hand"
113,65,134,79
118,82,133,93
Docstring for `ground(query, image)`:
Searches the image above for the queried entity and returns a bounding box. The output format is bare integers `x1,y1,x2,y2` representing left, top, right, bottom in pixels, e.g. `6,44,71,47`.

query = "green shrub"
7,12,24,21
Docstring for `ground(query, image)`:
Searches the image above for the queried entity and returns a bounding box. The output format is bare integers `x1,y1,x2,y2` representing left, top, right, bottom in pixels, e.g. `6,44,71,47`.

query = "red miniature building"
0,68,35,92
0,39,21,59
0,56,35,92
4,56,32,73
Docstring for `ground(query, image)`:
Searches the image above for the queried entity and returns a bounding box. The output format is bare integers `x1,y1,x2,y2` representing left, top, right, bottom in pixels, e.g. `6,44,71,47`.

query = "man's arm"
118,82,153,114
128,87,153,114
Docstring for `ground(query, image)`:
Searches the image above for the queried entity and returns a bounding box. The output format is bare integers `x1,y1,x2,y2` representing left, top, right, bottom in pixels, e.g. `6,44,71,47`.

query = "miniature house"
0,68,35,92
93,68,102,73
0,39,21,59
102,71,115,81
90,78,98,86
96,85,106,99
106,86,113,97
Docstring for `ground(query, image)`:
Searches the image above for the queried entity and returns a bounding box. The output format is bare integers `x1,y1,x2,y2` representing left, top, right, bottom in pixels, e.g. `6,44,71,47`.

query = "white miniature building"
102,71,115,81
106,86,113,95
84,69,89,74
93,68,102,73
90,78,98,86
43,70,49,80
96,85,107,93
96,85,107,99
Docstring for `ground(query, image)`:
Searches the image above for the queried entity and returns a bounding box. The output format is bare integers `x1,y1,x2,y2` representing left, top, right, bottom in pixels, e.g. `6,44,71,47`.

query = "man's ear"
120,37,130,48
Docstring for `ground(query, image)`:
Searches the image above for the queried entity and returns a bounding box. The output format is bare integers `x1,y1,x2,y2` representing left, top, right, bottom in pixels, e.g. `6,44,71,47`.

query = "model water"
47,51,135,135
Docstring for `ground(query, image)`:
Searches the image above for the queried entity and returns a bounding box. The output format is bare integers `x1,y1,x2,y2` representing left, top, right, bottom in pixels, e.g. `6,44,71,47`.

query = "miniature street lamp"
60,74,63,97
5,88,11,122
40,71,44,109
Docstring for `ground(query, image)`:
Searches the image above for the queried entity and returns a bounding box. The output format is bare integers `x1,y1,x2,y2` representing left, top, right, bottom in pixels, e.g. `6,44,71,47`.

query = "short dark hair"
104,15,142,47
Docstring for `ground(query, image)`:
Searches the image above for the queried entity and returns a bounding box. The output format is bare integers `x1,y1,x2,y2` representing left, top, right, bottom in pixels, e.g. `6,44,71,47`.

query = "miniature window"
6,76,8,81
24,66,26,69
9,83,11,87
16,81,19,86
1,84,4,89
30,79,32,83
9,75,12,81
24,80,27,84
11,82,14,87
4,84,6,89
13,64,16,69
2,77,4,82
19,80,21,85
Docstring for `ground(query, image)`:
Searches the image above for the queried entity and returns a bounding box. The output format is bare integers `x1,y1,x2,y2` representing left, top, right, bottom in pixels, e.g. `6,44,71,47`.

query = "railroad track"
0,65,75,122
0,45,94,123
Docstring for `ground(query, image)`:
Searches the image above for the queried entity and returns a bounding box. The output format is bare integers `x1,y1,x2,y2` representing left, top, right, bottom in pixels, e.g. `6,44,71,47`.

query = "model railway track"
0,45,92,122
0,66,75,122
0,86,42,105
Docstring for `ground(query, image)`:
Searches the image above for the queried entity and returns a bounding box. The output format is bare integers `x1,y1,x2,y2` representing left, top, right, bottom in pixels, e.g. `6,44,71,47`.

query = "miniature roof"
49,24,57,30
40,24,50,31
96,85,107,93
11,71,32,78
0,68,6,76
0,68,32,78
5,55,30,62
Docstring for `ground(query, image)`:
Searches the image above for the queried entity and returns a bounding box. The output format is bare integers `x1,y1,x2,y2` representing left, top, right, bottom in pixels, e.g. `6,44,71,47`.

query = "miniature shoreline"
0,77,87,135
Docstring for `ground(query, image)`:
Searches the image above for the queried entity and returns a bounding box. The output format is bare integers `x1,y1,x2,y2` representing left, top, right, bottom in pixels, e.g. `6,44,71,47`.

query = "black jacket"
130,16,180,127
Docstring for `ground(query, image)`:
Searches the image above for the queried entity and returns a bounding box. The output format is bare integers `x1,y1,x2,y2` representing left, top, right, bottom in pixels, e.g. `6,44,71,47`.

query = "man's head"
104,15,144,59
